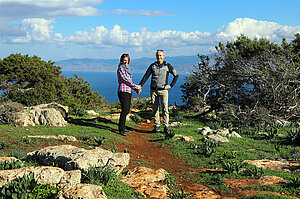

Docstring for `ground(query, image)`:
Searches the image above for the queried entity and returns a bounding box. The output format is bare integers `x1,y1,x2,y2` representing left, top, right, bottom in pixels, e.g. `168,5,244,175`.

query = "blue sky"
0,0,299,62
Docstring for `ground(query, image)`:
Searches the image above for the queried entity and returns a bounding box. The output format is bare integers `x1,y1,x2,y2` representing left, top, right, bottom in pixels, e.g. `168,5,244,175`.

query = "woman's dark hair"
120,53,130,64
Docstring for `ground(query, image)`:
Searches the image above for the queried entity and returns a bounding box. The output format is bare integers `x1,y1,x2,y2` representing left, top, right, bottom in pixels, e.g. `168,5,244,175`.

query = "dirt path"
116,119,231,198
114,119,300,199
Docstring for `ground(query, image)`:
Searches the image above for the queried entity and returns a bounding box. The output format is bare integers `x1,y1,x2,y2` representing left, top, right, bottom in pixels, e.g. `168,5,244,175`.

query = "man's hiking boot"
124,128,131,134
164,126,169,134
119,131,127,136
119,129,127,136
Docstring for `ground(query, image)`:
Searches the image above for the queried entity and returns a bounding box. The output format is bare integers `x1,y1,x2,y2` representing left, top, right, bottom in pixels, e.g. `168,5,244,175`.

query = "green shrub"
0,101,24,125
8,150,27,160
82,166,116,186
287,128,300,145
0,54,108,111
131,97,151,110
72,107,88,117
130,113,142,124
167,187,191,199
197,140,218,157
0,159,24,170
222,160,245,175
78,134,91,141
163,173,178,188
0,173,59,199
241,166,264,179
164,129,175,140
0,140,9,149
110,145,118,153
94,136,105,146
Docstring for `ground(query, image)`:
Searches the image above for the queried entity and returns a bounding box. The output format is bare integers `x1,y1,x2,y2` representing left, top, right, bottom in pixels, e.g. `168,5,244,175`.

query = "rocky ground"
115,118,300,199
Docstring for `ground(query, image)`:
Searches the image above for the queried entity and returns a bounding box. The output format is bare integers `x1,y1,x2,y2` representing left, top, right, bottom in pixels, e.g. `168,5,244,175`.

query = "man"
139,50,179,133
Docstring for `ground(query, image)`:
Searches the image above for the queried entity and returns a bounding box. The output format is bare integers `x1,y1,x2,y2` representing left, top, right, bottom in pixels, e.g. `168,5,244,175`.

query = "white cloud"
11,18,54,43
111,9,175,16
52,18,300,52
3,17,300,55
0,0,103,18
216,18,300,42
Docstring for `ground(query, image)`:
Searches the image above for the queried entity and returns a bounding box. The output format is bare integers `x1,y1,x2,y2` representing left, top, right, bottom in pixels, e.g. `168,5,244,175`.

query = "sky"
0,0,299,62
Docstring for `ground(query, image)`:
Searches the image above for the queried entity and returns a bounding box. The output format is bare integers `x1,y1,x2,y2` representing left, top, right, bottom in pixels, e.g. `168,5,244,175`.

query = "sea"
61,71,190,105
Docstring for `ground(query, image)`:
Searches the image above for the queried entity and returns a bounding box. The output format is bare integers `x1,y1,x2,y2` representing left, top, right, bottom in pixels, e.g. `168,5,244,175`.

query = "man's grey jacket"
139,61,179,90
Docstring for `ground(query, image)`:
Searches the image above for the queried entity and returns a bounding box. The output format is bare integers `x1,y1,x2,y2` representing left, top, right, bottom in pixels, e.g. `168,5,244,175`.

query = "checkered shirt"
117,64,138,94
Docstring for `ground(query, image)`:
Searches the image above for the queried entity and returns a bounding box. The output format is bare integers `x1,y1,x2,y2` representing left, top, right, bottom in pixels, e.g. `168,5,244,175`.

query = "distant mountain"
55,55,200,73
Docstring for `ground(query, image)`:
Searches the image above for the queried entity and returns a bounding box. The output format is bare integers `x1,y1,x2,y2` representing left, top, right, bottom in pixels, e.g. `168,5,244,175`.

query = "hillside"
55,55,199,73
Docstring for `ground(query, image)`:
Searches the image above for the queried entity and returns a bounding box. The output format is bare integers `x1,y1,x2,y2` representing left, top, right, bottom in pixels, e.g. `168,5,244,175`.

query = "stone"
243,159,300,173
229,131,242,138
121,167,169,199
15,103,68,127
174,134,195,142
24,135,77,141
169,121,189,126
101,113,133,121
197,126,213,135
216,128,230,136
0,157,18,162
204,134,230,143
27,145,130,173
86,110,99,115
57,183,107,199
0,166,81,188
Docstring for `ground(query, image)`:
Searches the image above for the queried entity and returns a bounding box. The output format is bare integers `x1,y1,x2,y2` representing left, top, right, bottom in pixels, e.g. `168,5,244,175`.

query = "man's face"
156,51,165,63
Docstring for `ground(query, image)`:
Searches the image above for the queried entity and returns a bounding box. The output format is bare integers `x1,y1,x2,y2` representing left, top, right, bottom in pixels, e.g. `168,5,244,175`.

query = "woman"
117,54,141,136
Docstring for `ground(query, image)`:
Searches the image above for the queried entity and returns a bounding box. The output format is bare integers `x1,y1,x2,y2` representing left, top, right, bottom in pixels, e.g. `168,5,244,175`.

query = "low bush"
0,173,59,199
0,159,24,170
130,113,142,124
82,166,116,186
0,101,24,125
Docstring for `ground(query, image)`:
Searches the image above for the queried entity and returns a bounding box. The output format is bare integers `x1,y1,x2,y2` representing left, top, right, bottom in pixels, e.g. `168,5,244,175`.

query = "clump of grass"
94,136,105,146
130,113,142,124
163,173,178,188
72,107,88,117
82,166,116,186
78,134,91,141
167,187,191,199
0,140,10,149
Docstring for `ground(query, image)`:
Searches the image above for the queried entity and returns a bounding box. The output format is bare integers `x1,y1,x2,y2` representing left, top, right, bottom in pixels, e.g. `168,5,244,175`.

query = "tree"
181,34,300,125
0,54,107,110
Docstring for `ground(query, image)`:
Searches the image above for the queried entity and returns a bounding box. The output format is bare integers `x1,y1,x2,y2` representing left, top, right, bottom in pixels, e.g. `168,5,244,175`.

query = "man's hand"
164,85,171,89
136,85,142,94
136,88,142,94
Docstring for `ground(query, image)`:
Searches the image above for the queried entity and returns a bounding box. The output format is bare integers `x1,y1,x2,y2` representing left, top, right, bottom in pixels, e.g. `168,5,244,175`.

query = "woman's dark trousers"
118,92,132,133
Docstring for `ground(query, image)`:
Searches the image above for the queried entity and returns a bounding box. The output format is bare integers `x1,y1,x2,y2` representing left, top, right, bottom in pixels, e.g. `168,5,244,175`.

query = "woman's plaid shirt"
117,64,138,93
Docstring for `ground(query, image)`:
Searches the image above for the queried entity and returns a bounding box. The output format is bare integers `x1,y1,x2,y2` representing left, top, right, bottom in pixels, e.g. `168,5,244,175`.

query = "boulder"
197,127,242,139
204,134,229,143
0,166,81,188
15,103,68,127
243,159,300,173
197,126,213,135
56,183,107,199
174,134,195,142
121,167,169,199
86,110,99,116
215,128,230,136
27,145,130,173
24,135,77,142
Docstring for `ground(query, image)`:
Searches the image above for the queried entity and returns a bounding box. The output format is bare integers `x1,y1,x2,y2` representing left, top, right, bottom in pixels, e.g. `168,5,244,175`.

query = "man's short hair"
156,49,164,55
